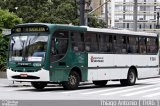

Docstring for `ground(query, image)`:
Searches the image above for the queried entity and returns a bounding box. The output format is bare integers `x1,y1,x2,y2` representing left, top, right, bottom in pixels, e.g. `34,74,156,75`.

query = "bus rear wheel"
31,82,47,90
93,80,108,86
120,68,136,86
62,71,80,90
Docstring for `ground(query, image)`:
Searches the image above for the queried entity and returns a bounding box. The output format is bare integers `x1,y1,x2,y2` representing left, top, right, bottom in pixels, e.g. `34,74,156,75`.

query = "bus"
7,23,159,90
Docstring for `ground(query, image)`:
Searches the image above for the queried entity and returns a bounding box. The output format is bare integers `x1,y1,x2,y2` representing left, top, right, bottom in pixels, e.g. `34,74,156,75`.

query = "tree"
88,15,106,28
2,0,106,27
0,9,22,71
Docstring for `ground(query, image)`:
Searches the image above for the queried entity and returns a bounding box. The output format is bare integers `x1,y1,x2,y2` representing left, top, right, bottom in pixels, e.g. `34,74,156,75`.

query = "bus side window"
108,35,113,52
99,34,113,53
116,35,127,53
84,32,98,52
71,32,84,52
51,30,69,62
113,35,122,53
122,36,127,53
147,37,157,54
139,37,147,54
128,36,138,53
99,34,105,52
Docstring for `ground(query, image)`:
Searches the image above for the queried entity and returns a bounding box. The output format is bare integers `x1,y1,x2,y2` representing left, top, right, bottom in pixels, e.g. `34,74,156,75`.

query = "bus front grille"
12,75,40,79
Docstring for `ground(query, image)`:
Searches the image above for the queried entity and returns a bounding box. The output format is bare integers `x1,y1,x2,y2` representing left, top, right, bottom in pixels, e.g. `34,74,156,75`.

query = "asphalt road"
0,77,160,100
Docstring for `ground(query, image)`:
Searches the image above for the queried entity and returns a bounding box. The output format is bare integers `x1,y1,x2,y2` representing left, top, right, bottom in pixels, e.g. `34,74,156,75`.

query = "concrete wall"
0,72,7,78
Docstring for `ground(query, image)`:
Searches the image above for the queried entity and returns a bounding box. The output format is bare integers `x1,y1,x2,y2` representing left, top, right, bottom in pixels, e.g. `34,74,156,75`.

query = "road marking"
80,86,129,95
61,79,160,95
101,84,157,96
137,79,160,84
123,87,160,96
138,78,160,82
143,92,160,98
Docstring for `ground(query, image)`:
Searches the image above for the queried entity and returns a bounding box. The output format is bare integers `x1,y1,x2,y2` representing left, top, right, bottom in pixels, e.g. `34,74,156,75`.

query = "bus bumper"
7,68,50,82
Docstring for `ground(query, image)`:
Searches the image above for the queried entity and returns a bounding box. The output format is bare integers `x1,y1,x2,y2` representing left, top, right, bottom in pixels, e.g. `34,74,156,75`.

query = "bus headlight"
33,63,42,67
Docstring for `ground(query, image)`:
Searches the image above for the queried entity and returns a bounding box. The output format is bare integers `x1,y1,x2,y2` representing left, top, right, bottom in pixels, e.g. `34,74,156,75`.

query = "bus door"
50,30,69,81
71,32,87,81
71,31,85,54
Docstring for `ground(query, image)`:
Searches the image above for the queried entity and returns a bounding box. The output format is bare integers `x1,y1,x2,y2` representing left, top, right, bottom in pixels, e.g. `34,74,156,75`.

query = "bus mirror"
54,38,59,50
51,47,56,55
51,38,59,55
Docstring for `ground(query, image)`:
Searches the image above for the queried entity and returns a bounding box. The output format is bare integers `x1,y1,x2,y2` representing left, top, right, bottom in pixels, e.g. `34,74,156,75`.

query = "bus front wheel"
62,71,80,90
93,80,108,86
120,68,136,86
31,82,47,89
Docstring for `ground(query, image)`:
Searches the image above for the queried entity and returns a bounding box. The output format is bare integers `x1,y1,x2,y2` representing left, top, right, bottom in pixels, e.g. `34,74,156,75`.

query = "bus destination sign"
12,26,49,33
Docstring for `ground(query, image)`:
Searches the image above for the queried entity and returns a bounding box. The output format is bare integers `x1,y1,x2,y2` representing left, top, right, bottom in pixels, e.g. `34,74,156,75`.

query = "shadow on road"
4,82,155,92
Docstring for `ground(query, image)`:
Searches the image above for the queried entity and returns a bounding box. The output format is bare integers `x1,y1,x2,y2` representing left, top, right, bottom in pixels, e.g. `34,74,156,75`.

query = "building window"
139,24,142,29
150,25,152,29
127,23,129,28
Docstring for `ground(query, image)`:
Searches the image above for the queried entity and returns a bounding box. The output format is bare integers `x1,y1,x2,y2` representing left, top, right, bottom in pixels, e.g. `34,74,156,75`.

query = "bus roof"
14,23,87,32
14,23,157,37
86,27,157,37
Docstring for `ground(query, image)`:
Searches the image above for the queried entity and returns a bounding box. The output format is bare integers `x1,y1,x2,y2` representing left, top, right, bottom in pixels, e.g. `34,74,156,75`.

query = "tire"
120,79,128,86
62,71,80,90
120,68,136,86
31,82,47,90
93,80,108,86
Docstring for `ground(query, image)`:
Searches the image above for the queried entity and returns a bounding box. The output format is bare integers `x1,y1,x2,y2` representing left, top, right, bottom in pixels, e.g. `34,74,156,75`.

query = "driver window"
51,30,69,62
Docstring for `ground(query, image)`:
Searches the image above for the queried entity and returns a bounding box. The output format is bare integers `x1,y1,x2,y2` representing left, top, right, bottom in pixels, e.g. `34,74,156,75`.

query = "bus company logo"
90,56,104,62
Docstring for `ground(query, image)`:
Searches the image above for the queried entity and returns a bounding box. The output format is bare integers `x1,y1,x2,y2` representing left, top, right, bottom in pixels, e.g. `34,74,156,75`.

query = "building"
89,0,104,16
90,0,160,33
112,0,160,33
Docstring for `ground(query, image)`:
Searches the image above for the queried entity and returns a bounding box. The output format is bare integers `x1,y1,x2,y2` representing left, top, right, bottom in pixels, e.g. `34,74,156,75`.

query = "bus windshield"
9,33,48,62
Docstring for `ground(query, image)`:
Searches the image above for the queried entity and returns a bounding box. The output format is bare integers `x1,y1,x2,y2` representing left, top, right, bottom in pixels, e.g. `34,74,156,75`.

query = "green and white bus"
7,23,159,90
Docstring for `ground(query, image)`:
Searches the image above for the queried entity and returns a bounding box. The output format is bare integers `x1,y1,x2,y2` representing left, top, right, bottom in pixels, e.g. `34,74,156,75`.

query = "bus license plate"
20,74,28,77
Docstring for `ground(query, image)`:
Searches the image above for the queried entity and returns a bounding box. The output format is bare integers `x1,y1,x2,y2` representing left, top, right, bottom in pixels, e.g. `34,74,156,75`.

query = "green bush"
0,9,22,72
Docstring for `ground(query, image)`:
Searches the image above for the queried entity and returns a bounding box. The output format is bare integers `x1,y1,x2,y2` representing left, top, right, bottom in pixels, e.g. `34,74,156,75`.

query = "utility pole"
157,12,159,28
156,8,160,29
80,0,85,25
133,0,138,31
105,0,108,28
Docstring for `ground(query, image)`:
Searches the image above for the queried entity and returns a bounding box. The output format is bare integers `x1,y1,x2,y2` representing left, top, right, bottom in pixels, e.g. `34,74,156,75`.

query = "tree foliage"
1,0,105,27
0,9,22,71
